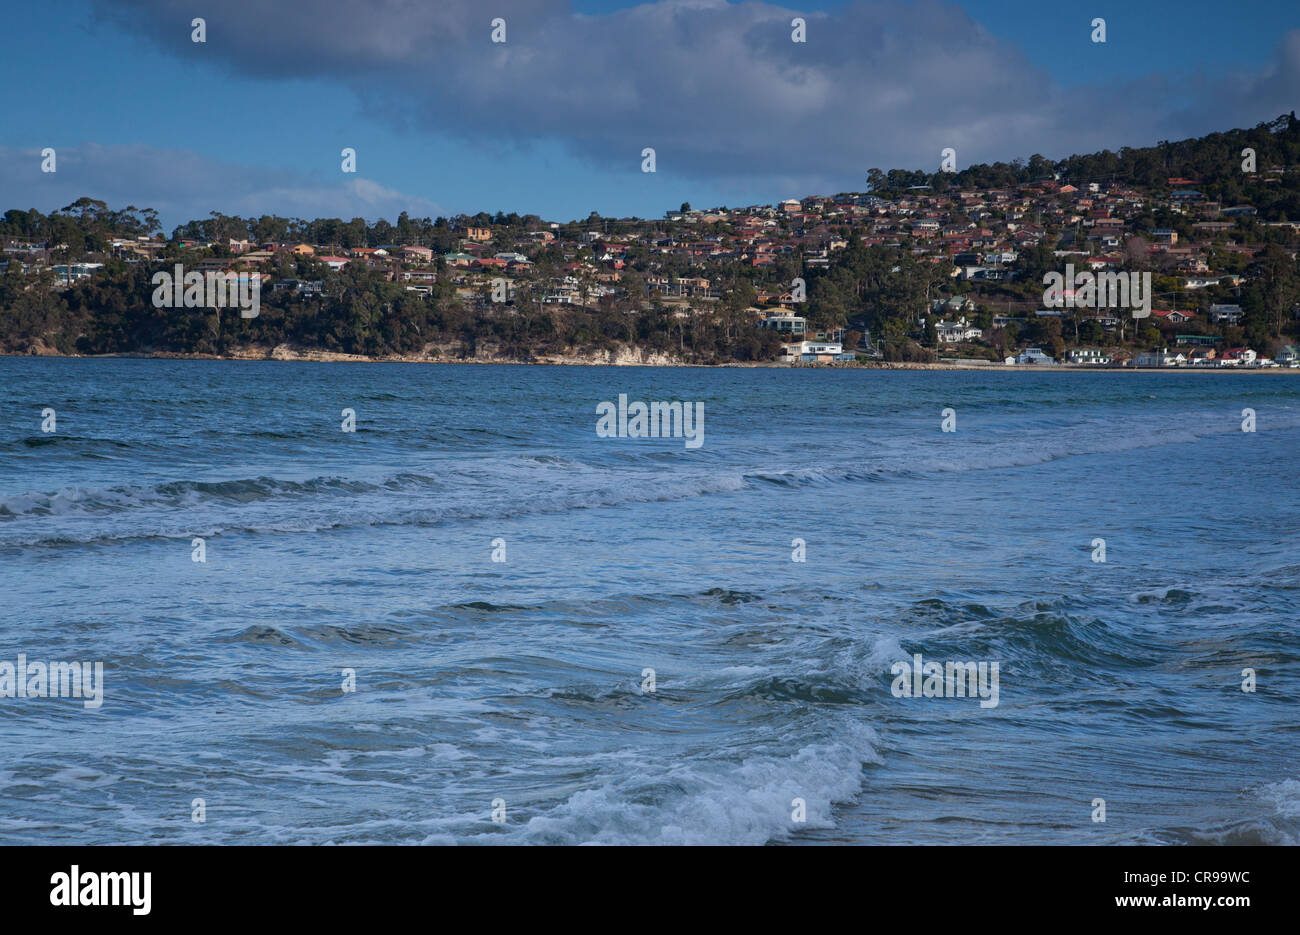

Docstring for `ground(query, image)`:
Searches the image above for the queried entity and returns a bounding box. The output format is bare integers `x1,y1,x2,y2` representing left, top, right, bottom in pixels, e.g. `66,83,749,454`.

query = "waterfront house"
782,340,853,363
1015,347,1056,365
1066,349,1111,365
1134,348,1187,367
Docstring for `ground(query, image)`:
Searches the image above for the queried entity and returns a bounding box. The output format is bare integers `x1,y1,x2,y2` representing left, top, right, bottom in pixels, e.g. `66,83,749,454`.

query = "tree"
1249,244,1300,339
922,317,938,347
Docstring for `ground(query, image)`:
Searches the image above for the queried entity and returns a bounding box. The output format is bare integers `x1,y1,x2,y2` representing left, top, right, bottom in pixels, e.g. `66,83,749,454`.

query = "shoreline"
4,346,1299,372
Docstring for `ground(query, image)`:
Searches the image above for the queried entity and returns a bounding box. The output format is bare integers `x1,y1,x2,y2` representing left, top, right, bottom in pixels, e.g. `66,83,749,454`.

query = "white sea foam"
511,719,881,845
1260,778,1300,819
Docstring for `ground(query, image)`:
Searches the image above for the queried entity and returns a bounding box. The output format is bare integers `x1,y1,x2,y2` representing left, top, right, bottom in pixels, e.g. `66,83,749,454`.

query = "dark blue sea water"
1,357,1297,844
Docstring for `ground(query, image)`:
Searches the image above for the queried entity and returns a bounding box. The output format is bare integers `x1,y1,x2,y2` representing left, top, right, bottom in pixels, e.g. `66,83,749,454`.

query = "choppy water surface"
1,358,1297,844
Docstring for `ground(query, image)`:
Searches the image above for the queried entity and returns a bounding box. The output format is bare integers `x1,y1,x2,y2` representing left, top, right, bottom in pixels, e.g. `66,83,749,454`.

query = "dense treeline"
1,199,160,259
0,254,783,361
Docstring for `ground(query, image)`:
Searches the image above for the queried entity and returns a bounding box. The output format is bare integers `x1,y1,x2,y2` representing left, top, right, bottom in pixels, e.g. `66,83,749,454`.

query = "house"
1083,255,1120,271
932,296,975,315
1066,349,1111,365
272,279,324,295
1151,309,1195,324
52,262,103,285
465,227,492,243
1174,334,1221,348
782,340,852,363
318,256,351,270
1276,346,1300,366
934,317,984,343
232,249,275,268
759,309,806,335
1220,348,1257,365
3,240,48,255
1134,348,1187,367
1082,312,1121,330
1210,304,1243,325
1015,347,1056,365
400,246,433,263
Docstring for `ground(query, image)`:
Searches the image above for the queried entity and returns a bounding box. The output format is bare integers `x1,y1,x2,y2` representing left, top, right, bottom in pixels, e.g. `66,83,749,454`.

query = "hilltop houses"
9,130,1299,368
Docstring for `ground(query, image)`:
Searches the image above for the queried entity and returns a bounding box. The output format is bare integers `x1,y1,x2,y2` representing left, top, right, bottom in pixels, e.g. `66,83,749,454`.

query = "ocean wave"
745,411,1300,487
0,475,387,519
0,464,750,547
506,718,881,845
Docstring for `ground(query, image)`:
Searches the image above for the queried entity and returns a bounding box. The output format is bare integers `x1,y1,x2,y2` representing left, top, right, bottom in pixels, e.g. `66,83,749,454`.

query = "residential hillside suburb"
3,115,1300,368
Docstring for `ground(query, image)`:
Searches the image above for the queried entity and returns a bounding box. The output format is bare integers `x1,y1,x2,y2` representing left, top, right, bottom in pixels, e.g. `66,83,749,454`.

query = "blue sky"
2,0,1297,231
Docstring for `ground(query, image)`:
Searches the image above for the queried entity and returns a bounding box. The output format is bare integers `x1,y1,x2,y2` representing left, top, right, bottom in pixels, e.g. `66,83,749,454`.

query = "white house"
1066,349,1112,365
935,317,984,343
782,341,854,362
1220,348,1257,366
760,308,807,335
